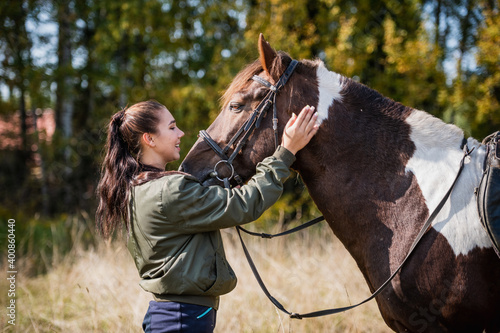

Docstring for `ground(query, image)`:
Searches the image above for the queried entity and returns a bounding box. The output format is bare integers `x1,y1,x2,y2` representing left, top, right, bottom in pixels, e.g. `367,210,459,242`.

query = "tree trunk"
33,107,49,216
56,0,75,207
456,0,475,78
118,33,129,108
57,0,74,141
434,0,441,47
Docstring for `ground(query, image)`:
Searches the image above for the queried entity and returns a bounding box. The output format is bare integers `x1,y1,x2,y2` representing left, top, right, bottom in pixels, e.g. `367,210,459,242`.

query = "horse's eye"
229,102,243,113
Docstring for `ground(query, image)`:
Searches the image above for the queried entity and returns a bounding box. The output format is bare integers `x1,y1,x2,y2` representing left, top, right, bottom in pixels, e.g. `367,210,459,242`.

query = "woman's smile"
141,107,185,168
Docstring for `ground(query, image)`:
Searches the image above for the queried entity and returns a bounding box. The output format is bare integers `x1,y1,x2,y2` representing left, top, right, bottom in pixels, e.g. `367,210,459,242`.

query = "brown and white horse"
180,35,500,332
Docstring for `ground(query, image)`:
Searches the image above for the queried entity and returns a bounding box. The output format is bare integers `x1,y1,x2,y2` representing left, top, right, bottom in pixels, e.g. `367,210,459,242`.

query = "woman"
96,100,319,332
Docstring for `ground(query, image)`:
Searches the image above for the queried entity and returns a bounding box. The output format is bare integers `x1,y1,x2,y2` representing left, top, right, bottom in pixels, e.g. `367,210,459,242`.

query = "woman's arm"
162,106,319,233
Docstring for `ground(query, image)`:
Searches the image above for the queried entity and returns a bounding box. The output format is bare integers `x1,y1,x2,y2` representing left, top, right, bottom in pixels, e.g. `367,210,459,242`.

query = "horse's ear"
258,33,277,75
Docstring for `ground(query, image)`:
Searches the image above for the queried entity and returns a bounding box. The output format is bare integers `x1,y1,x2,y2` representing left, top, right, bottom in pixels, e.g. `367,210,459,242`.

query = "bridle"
199,59,299,188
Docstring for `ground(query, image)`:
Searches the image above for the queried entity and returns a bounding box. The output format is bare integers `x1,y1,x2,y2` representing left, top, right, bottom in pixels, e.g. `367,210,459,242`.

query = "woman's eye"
229,102,243,113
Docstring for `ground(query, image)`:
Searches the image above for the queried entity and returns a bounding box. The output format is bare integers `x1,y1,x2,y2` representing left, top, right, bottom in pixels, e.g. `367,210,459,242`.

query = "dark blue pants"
142,301,216,333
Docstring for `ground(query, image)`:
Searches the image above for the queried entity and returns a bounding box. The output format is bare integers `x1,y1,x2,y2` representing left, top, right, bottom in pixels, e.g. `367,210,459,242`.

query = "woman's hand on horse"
282,105,319,155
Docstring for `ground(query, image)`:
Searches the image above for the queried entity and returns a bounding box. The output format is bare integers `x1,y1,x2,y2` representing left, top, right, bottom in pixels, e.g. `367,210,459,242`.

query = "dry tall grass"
2,226,391,332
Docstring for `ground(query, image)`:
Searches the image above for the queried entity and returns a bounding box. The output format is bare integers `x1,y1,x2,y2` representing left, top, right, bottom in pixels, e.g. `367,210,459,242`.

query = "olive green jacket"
127,146,296,309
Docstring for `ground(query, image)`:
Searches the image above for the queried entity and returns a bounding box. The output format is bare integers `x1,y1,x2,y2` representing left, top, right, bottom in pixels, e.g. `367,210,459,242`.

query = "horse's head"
180,34,321,186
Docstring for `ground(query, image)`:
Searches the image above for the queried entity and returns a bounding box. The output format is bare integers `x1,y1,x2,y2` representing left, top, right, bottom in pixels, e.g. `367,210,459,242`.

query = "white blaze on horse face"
316,62,343,124
405,109,492,256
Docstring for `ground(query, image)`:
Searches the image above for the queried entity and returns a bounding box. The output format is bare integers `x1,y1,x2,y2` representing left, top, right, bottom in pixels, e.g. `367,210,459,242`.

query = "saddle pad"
477,131,500,257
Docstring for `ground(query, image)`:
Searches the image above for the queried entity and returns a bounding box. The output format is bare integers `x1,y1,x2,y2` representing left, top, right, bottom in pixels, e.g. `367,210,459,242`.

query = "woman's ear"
142,133,155,147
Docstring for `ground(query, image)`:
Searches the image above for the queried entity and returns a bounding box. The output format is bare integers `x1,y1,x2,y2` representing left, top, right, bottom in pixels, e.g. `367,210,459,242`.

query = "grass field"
1,224,391,332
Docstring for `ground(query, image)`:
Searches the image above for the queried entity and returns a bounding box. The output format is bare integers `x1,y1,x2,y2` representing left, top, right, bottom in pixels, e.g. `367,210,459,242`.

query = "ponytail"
96,101,164,238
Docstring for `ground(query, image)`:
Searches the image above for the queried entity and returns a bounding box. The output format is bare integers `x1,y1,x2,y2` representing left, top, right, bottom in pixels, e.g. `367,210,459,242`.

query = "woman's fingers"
295,106,314,129
300,107,318,136
286,112,298,129
290,106,314,133
304,108,318,132
281,105,319,155
307,120,319,137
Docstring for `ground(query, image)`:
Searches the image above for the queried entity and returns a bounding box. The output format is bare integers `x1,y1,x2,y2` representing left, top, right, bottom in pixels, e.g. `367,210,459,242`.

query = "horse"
179,34,500,332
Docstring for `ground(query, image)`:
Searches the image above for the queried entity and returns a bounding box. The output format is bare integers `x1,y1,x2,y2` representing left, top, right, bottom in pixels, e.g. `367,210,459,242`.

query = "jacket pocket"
202,252,237,296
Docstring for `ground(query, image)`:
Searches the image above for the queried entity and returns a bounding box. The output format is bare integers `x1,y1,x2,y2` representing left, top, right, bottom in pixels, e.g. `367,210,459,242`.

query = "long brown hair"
96,100,166,238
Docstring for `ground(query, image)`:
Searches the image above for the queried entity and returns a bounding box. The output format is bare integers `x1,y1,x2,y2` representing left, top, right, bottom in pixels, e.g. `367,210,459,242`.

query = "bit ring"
213,160,234,182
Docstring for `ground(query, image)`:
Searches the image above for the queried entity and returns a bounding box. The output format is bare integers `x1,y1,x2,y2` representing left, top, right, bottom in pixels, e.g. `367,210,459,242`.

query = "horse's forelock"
221,60,262,110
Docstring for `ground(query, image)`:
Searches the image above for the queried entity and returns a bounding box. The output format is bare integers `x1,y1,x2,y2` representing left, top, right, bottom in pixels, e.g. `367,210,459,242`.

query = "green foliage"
473,1,500,138
0,210,97,276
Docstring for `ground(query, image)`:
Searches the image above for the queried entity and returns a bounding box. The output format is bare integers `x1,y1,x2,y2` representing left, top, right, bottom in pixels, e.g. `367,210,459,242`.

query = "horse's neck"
299,76,467,220
296,77,470,276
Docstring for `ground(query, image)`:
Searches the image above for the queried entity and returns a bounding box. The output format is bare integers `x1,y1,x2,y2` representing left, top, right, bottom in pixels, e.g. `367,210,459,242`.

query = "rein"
199,57,475,319
236,139,473,319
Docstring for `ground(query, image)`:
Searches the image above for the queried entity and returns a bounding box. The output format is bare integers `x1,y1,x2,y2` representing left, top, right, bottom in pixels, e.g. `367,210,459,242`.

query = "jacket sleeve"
161,146,296,233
